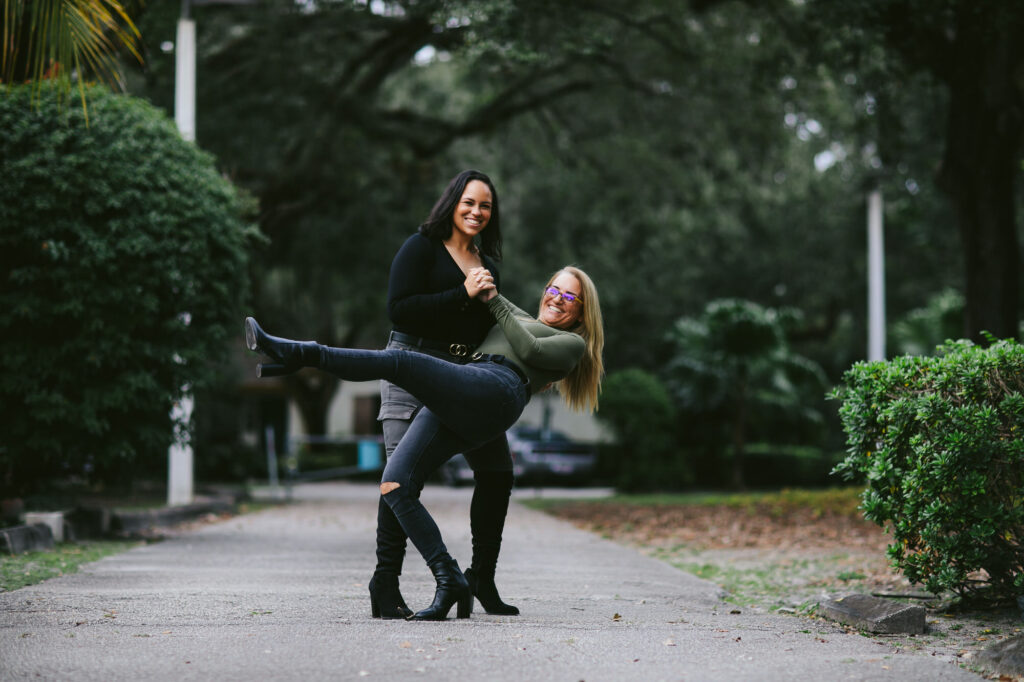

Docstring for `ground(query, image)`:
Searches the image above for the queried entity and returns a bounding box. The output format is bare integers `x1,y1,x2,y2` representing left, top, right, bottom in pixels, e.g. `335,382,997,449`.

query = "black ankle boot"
244,317,321,377
464,567,519,615
408,556,472,621
368,572,413,619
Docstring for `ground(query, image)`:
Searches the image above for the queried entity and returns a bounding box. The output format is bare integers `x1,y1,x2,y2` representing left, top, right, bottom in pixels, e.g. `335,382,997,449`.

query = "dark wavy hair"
418,169,502,261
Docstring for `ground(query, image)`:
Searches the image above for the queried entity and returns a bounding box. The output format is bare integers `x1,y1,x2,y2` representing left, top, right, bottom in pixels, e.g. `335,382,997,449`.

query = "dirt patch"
544,500,1024,678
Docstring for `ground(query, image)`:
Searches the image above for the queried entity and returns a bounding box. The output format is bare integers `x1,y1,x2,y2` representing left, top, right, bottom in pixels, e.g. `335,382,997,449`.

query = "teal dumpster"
358,440,382,471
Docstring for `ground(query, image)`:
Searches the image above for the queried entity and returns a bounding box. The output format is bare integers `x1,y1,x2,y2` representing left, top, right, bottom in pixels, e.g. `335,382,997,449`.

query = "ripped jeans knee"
378,475,446,564
380,476,420,514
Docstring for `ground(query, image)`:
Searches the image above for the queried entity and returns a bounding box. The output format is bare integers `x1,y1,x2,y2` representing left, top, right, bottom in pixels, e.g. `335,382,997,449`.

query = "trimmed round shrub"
0,84,256,494
832,338,1024,604
597,368,688,491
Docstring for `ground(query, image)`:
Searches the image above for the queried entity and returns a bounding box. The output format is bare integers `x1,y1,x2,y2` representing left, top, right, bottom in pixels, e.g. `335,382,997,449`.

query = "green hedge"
0,84,256,495
832,338,1024,604
597,368,690,490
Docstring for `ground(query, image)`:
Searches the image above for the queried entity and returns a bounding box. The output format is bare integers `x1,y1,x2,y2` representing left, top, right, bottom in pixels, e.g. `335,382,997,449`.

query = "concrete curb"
977,634,1024,677
817,593,926,634
0,523,55,554
1,494,241,553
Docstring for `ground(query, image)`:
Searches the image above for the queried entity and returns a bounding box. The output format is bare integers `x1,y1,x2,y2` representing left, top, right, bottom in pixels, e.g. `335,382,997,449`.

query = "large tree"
803,0,1023,342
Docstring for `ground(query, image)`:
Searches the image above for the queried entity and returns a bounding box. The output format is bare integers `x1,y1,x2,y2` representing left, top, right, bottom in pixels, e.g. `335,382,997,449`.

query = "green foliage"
596,368,687,491
1,0,142,116
0,83,256,495
664,299,830,488
832,338,1024,604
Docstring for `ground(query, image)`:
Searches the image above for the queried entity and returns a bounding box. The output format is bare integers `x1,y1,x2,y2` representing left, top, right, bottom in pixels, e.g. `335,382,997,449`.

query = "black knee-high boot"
369,497,412,619
244,317,322,377
465,470,519,615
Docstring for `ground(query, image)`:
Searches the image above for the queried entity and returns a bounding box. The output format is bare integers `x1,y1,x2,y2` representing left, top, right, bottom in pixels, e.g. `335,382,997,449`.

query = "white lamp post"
174,5,196,142
867,186,886,362
168,0,257,506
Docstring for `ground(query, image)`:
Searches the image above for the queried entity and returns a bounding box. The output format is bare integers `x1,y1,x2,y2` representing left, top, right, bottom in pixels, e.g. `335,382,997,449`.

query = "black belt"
389,331,475,358
469,352,530,387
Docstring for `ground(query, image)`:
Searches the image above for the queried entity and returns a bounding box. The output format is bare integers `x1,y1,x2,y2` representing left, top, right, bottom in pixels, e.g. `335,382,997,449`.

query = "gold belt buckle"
449,343,469,357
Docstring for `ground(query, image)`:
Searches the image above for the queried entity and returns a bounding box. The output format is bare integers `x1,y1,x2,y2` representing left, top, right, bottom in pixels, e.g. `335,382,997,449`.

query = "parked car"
439,426,598,486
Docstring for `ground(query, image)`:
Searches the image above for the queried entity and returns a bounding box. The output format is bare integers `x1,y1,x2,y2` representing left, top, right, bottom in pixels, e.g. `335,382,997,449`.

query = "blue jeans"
318,346,529,564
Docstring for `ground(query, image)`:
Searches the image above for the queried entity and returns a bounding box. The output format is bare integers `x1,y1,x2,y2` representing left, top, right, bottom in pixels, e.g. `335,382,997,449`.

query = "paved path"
1,482,978,681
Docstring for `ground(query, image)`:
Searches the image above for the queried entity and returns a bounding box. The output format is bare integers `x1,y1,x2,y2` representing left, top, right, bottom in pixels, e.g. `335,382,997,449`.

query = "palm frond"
2,0,142,116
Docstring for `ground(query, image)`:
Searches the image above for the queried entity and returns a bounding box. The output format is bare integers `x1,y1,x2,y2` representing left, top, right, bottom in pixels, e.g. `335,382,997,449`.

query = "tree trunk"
287,371,338,436
936,7,1022,342
730,372,748,491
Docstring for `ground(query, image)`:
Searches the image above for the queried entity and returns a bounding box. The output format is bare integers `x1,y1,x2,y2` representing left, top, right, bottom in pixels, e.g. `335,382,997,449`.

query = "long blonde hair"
538,266,604,413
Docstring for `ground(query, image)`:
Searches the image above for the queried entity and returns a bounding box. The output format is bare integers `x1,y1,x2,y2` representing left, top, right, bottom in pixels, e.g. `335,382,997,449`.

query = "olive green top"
476,295,585,393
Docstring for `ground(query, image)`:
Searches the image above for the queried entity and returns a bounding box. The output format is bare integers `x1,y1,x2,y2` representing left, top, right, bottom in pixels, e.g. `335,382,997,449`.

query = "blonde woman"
244,266,604,620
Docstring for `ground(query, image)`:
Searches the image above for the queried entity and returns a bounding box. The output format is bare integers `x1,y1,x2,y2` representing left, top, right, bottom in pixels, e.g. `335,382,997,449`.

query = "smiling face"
450,180,493,242
539,271,584,329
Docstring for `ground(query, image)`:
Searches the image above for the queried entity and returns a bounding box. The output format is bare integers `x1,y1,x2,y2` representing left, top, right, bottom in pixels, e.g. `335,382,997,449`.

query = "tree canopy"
124,0,1016,461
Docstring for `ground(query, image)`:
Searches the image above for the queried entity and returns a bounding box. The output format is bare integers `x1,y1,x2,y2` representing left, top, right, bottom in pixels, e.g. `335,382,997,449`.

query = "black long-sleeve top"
387,232,501,346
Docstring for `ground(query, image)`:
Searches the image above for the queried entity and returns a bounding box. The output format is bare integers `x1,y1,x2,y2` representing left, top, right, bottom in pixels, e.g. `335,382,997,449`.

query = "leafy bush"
597,368,688,491
832,338,1024,604
0,84,256,495
664,299,829,489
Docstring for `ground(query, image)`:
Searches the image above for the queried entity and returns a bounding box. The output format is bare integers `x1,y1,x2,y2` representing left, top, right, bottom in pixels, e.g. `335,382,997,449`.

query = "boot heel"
368,573,412,619
456,592,473,619
257,363,288,378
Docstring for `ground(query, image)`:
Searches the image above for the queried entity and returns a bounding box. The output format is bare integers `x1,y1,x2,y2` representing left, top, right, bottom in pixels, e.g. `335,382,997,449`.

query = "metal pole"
867,188,886,361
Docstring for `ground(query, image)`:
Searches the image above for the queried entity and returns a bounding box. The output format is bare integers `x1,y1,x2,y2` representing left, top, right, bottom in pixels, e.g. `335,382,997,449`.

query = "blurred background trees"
4,0,1020,492
127,0,1020,490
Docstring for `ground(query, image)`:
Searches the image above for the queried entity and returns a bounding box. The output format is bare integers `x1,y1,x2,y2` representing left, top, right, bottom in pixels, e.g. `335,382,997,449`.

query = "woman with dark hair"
245,265,605,620
373,170,518,619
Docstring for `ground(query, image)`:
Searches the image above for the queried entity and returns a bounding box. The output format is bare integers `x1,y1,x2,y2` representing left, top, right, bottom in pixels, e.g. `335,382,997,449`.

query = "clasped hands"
466,266,497,301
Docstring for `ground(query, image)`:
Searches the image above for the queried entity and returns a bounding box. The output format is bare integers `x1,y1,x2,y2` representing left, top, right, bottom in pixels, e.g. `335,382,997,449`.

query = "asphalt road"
0,482,980,681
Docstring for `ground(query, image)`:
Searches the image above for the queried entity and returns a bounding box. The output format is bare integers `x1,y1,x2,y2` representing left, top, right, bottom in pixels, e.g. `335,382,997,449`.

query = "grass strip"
1,541,141,592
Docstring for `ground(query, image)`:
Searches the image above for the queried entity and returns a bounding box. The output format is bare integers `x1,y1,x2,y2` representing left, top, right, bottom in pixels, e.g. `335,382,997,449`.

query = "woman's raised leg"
246,318,526,444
